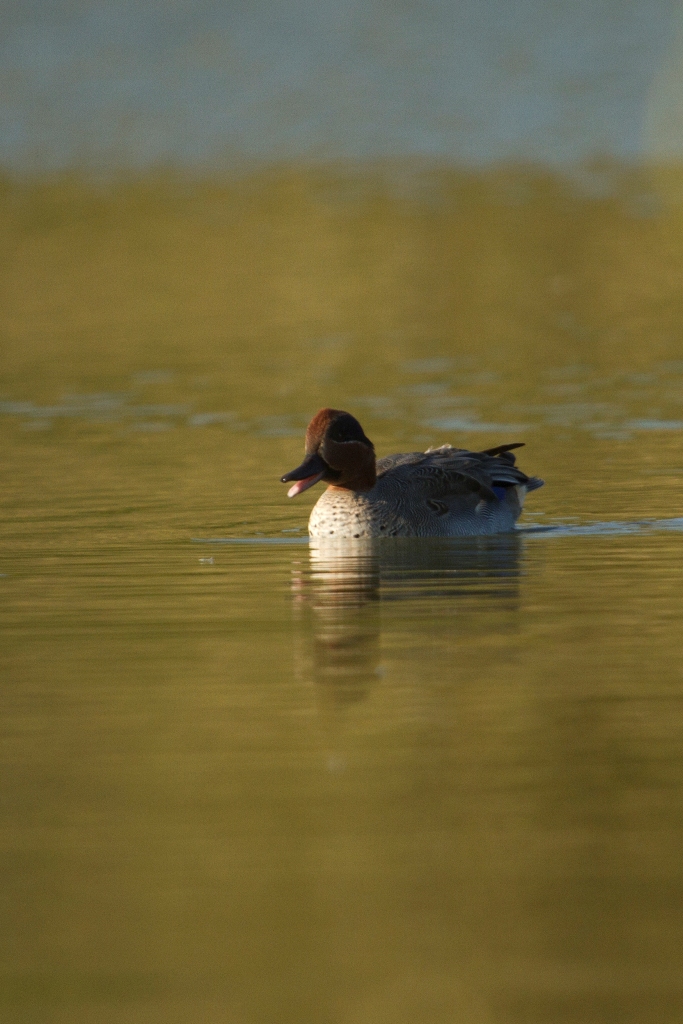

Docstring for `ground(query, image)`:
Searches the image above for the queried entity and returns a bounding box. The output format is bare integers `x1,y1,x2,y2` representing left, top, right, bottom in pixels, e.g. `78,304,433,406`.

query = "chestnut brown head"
281,408,376,497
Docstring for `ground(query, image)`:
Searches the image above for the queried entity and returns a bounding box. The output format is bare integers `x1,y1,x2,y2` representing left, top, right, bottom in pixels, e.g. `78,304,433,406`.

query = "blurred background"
4,0,683,473
2,0,683,171
4,4,683,1024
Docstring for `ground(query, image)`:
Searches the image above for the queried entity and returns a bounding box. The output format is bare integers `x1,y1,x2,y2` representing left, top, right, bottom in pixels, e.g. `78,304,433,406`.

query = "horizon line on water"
3,155,683,203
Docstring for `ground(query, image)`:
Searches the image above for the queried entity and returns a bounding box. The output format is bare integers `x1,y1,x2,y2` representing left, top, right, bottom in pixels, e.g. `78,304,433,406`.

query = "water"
2,167,683,1023
0,0,679,170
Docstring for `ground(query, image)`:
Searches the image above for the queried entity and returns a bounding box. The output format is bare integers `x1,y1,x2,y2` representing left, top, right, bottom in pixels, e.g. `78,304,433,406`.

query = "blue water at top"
0,0,679,172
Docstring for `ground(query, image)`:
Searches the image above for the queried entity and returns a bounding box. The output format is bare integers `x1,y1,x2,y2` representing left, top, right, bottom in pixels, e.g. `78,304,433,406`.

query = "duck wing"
376,444,541,502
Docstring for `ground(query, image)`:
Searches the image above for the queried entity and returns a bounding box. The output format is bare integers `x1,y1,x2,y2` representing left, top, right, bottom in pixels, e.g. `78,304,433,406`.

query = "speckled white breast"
308,489,409,539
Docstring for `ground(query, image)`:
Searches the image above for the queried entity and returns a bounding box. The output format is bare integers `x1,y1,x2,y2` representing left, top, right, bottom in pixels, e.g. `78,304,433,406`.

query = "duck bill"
281,452,327,498
286,472,324,497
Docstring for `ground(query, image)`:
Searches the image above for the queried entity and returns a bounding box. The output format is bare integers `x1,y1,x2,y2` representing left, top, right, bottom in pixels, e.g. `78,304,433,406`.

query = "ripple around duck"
191,536,309,545
192,516,683,544
522,516,683,537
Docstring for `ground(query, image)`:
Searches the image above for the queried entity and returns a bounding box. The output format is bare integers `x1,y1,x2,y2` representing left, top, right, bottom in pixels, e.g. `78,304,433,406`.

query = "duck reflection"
292,543,381,706
292,535,523,706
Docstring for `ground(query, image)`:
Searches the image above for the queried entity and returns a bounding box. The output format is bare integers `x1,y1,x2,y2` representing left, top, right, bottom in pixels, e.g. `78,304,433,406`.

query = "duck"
281,408,544,538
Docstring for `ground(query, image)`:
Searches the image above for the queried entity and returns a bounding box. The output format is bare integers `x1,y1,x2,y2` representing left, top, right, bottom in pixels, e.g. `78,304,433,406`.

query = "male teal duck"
281,408,544,538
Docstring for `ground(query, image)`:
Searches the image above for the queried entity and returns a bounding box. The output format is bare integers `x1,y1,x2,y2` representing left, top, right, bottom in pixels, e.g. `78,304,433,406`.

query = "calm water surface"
2,167,683,1023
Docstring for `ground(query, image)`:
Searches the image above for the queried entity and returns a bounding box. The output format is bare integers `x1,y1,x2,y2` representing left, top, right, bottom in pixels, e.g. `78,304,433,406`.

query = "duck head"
282,408,376,497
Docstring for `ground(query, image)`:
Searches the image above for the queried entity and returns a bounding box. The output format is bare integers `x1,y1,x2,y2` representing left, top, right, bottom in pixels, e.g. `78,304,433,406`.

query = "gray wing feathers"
376,445,536,501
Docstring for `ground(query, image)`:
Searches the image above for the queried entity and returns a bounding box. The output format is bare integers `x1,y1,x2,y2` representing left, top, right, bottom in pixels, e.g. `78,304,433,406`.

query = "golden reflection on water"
2,164,683,1022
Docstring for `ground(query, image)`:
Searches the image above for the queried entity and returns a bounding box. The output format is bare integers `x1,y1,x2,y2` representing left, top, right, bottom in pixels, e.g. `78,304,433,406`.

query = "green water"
2,166,683,1023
